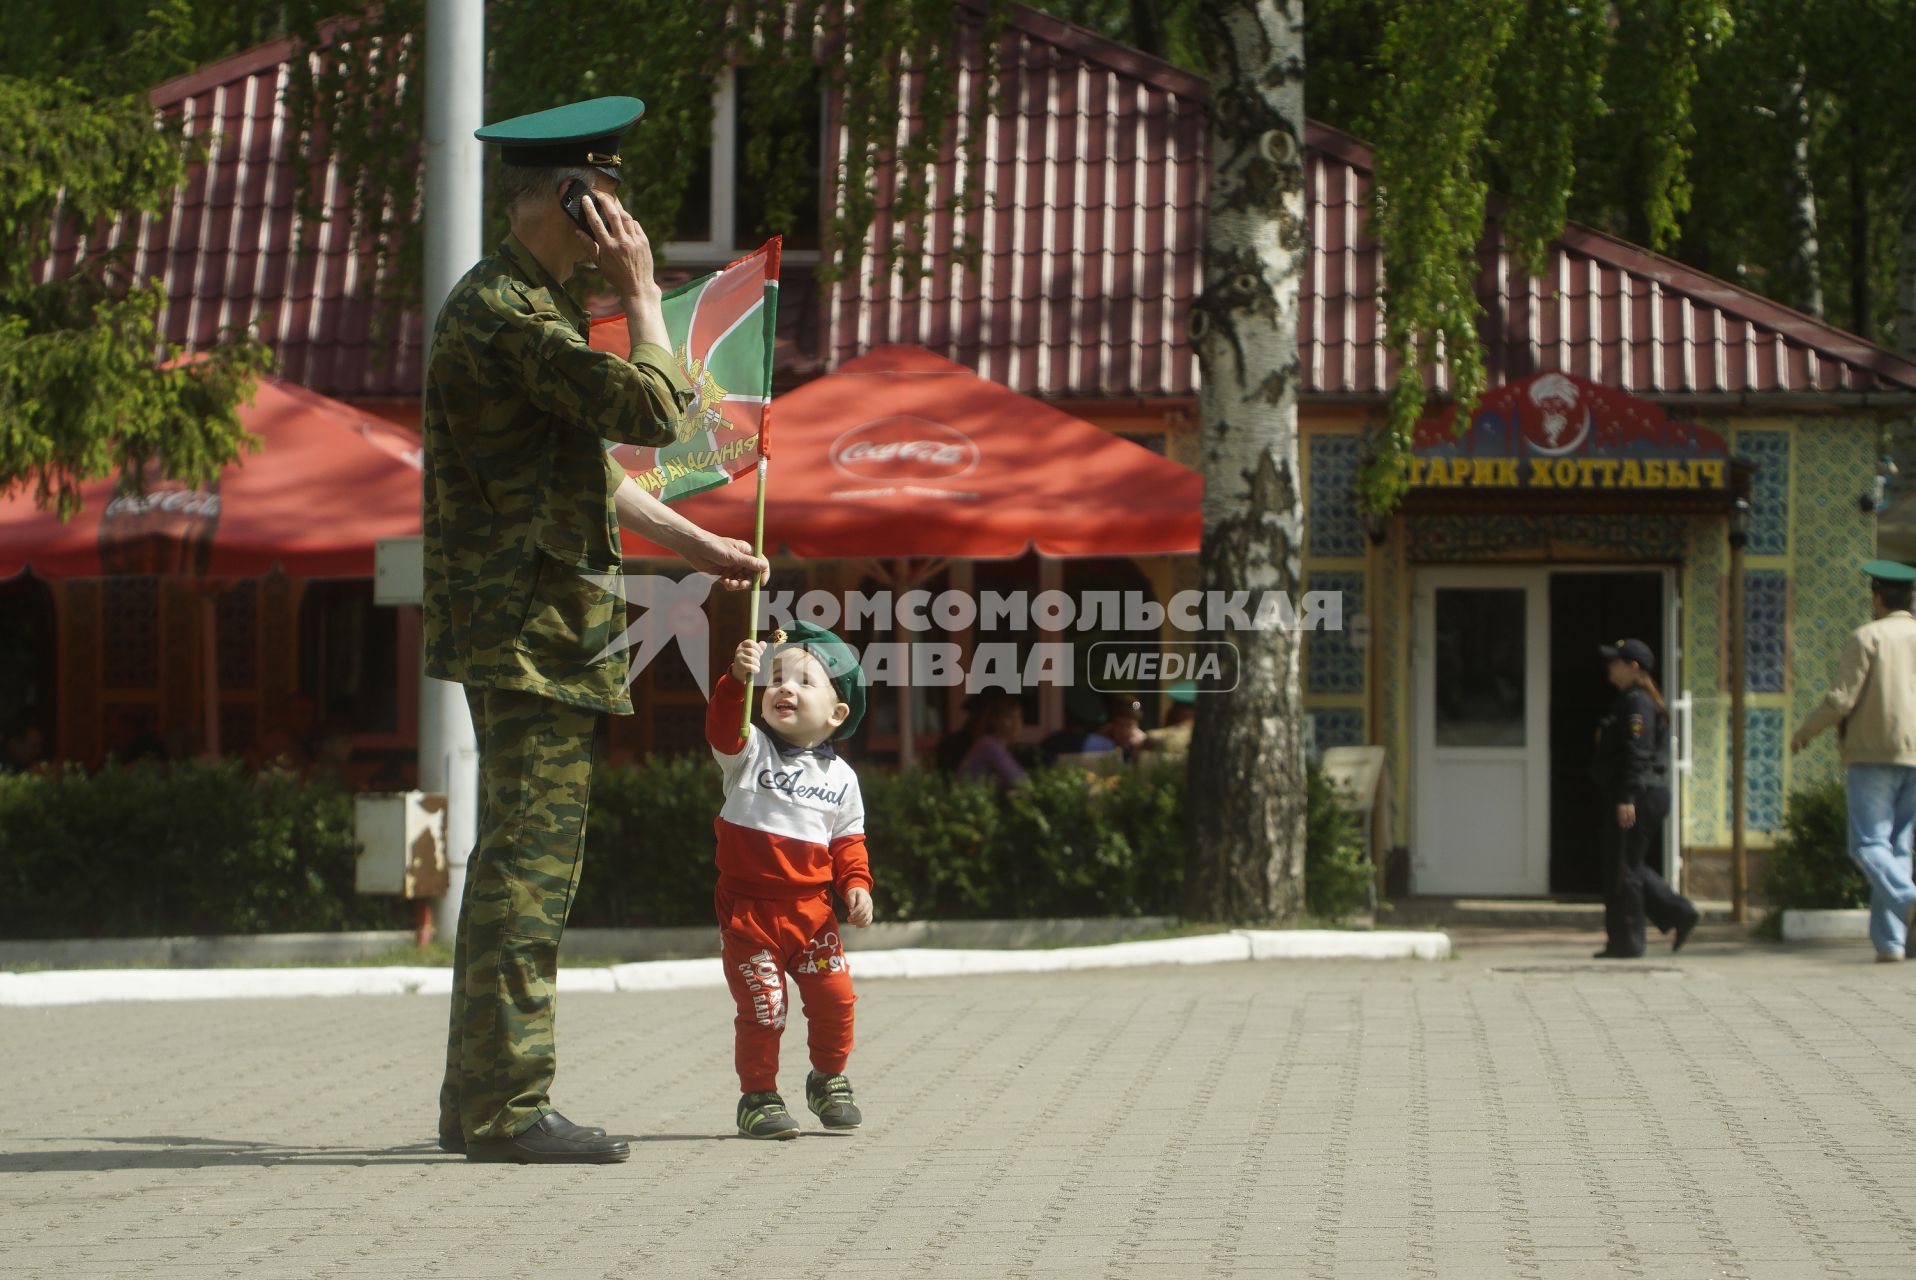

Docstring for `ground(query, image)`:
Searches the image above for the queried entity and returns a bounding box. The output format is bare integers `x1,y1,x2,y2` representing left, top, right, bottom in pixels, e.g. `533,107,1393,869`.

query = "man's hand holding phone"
572,185,669,350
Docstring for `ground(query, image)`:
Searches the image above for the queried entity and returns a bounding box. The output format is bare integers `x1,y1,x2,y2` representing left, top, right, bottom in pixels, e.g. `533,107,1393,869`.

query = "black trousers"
1601,800,1694,956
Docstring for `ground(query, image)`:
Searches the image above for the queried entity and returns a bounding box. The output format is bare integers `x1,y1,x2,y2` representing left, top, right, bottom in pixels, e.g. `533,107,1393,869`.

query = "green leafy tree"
271,0,1006,307
0,0,276,516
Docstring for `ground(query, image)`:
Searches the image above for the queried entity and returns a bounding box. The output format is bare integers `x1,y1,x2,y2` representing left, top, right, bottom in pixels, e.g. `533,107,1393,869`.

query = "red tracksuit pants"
717,889,856,1094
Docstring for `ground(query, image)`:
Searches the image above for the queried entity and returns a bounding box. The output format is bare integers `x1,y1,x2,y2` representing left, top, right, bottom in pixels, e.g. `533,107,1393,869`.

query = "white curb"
1780,908,1870,941
0,929,1449,1008
0,966,450,1006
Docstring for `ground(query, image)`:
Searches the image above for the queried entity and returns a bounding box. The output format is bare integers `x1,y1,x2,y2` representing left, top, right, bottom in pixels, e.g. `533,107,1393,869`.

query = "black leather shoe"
440,1111,604,1155
465,1112,629,1164
1592,948,1640,959
1672,909,1701,953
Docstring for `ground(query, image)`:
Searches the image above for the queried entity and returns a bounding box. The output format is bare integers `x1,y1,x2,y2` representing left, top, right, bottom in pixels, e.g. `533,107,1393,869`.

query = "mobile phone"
560,179,602,240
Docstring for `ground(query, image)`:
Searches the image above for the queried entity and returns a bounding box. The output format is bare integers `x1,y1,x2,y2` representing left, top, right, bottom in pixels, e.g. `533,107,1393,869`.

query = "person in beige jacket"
1789,560,1916,960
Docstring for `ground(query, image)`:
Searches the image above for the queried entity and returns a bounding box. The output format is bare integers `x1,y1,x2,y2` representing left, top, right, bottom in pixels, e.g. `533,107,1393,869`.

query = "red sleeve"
707,672,749,755
830,834,872,897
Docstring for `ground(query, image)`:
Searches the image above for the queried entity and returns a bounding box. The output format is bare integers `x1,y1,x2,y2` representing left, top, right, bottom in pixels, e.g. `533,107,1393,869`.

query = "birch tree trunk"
1894,172,1916,360
1183,0,1309,923
1785,69,1825,319
1848,114,1872,340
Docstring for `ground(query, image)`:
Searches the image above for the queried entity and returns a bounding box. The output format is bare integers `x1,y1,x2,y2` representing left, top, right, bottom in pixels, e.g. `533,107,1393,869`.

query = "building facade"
17,5,1916,895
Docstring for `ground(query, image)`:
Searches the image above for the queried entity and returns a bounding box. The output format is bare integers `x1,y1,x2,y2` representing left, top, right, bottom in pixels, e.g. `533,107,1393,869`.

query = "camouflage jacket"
422,235,692,715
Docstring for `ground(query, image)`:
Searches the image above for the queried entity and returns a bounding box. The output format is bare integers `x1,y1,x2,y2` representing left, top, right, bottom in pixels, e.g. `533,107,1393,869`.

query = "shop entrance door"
1546,570,1666,894
1411,568,1550,895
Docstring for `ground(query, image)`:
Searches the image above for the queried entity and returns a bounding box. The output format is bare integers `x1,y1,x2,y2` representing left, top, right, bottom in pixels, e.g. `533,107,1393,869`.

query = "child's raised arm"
706,639,767,755
730,638,765,686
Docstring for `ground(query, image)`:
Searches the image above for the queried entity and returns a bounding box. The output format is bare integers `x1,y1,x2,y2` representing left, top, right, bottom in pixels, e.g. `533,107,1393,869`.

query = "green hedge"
1304,765,1373,922
576,755,1370,925
570,760,1181,926
0,753,1371,936
0,761,407,939
1760,776,1866,913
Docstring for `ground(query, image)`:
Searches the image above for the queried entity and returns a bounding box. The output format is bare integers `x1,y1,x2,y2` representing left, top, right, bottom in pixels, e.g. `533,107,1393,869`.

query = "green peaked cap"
1862,558,1916,583
770,620,867,740
474,96,645,183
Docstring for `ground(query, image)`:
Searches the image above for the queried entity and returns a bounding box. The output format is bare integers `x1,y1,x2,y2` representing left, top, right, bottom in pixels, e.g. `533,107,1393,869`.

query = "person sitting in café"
1040,686,1118,764
935,693,987,773
958,693,1029,791
1141,681,1197,761
1099,695,1149,763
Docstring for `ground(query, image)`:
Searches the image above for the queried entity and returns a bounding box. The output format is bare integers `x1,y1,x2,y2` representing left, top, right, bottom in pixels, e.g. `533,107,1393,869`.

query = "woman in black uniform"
1591,638,1702,958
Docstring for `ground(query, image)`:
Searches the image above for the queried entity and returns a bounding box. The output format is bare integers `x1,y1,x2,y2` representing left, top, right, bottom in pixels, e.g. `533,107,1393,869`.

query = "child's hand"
731,638,766,685
845,886,874,928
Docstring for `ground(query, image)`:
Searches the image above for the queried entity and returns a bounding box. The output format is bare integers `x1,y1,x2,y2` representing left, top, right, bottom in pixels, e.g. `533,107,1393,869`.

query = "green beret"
1862,559,1916,583
474,96,645,184
770,620,867,740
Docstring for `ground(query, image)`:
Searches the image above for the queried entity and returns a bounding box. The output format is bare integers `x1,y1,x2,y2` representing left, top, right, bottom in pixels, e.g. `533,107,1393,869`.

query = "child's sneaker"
737,1091,800,1140
805,1070,862,1129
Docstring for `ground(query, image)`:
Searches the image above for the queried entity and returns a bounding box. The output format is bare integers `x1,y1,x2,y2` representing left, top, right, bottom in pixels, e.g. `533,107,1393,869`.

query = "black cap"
1598,638,1656,671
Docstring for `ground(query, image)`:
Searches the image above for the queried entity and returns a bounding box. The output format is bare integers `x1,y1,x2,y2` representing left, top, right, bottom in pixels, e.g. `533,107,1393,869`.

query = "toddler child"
706,620,874,1139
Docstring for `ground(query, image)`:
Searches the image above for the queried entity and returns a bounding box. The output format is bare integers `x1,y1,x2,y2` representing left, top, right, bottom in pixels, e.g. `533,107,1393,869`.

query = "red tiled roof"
36,37,427,398
38,6,1916,404
838,3,1916,401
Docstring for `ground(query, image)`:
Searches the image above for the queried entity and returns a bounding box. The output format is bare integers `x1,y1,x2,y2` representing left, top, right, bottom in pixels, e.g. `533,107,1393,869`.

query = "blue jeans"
1845,764,1916,956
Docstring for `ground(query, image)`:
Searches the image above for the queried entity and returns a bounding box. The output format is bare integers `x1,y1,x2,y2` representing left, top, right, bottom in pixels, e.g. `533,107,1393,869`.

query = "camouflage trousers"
437,686,598,1143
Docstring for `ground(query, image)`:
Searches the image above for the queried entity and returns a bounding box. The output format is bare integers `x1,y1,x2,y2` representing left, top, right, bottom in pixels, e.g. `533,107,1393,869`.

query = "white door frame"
1411,563,1683,896
1411,566,1551,896
1664,575,1685,888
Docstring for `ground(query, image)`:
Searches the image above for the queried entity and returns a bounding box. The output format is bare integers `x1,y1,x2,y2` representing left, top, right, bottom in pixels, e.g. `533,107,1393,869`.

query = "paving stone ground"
6,925,1916,1278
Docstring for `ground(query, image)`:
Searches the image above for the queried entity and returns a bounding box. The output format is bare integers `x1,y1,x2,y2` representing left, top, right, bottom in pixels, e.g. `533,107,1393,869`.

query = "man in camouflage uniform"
425,97,765,1164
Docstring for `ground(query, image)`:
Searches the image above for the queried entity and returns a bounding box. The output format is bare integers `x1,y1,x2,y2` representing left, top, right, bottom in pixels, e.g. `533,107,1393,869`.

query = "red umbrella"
0,377,421,580
1,377,422,759
592,340,1204,560
590,339,1203,769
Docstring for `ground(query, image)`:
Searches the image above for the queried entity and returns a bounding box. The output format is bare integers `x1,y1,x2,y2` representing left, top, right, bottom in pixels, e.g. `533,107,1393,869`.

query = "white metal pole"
422,0,484,939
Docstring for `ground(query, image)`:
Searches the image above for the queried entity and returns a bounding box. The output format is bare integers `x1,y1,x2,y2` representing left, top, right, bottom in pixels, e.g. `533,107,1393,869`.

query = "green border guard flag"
591,237,780,503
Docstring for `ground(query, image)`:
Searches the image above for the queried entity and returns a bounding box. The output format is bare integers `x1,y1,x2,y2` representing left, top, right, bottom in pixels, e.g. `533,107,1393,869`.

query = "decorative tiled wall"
1302,432,1372,791
1782,420,1877,802
1738,430,1792,556
1305,570,1366,696
1744,570,1788,694
1308,435,1367,557
1311,708,1366,753
1678,418,1875,847
1738,707,1786,833
1680,520,1727,848
1404,513,1694,561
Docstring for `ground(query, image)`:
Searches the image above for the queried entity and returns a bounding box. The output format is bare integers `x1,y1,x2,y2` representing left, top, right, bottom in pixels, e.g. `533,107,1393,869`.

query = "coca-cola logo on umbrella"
98,476,222,575
830,416,980,482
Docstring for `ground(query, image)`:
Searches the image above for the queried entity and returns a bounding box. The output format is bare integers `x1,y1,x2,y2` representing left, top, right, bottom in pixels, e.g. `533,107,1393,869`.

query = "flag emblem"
591,238,780,503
